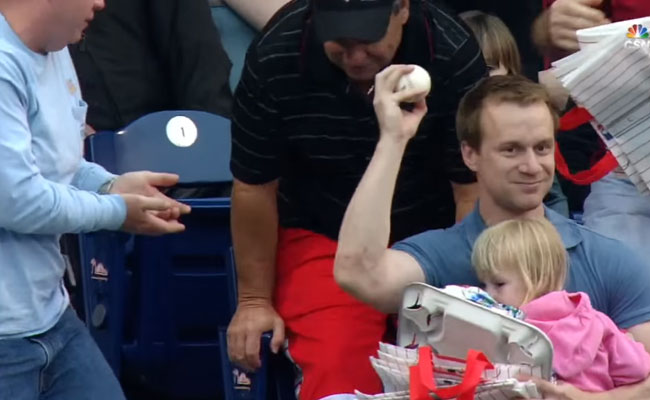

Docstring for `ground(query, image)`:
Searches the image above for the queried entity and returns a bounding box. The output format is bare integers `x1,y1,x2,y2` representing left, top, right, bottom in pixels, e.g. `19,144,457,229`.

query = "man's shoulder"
250,0,308,62
0,41,29,90
392,221,476,287
394,222,468,254
570,223,648,269
420,0,473,48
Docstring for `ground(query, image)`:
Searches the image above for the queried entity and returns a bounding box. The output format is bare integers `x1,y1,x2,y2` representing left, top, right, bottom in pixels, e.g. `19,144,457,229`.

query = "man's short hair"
456,75,559,150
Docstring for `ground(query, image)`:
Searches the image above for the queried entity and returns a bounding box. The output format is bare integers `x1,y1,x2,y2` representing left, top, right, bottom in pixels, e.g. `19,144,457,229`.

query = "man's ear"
460,141,479,173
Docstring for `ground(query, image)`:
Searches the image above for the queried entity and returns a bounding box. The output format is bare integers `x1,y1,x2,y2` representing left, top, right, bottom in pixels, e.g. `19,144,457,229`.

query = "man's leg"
0,337,44,400
38,308,126,400
274,228,386,400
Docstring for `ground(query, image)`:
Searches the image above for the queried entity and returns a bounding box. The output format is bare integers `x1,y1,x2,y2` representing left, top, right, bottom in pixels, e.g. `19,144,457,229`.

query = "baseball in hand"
396,65,431,102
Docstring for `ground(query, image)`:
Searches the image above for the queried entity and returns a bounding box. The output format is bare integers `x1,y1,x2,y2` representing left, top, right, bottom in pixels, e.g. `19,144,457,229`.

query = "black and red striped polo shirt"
230,0,487,241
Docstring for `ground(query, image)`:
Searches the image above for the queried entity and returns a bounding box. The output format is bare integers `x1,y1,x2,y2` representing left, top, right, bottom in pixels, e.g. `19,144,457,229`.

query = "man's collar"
463,204,583,249
300,4,434,91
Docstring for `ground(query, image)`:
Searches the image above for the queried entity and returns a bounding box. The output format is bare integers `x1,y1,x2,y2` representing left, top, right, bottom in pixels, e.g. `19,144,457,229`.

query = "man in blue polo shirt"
335,73,650,398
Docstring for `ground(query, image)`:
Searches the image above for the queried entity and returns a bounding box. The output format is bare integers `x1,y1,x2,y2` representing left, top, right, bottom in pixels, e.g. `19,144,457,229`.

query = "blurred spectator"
533,0,650,257
450,0,543,81
459,10,521,75
460,10,569,217
69,0,232,132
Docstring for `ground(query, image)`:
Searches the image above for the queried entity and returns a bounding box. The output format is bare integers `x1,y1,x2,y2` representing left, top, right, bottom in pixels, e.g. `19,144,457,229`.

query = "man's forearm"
223,0,288,30
231,180,279,302
532,10,552,54
335,138,407,283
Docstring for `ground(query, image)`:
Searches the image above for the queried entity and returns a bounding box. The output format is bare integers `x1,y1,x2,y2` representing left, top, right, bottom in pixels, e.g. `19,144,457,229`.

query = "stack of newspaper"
551,17,650,194
353,343,541,400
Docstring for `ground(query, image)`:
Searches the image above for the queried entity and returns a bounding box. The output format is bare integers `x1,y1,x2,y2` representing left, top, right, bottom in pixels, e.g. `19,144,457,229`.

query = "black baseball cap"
312,0,395,43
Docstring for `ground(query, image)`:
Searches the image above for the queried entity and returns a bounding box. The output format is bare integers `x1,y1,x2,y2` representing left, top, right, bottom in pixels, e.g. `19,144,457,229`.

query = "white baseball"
396,65,431,102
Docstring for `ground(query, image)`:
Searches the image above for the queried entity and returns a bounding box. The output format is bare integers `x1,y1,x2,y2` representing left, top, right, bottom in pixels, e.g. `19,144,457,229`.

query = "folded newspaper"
354,343,541,400
551,16,650,194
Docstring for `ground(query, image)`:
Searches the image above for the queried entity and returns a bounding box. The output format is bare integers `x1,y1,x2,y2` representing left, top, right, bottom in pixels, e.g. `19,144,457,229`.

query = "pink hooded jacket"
522,291,650,392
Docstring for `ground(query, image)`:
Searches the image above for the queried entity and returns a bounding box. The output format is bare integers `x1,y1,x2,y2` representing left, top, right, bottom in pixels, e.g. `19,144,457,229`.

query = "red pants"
274,228,387,400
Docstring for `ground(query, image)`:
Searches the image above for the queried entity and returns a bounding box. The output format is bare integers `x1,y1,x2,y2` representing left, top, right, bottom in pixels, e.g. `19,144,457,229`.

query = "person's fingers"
375,64,413,94
528,377,563,398
138,195,172,212
580,0,605,6
167,207,181,220
144,213,186,234
227,324,246,366
174,201,191,214
550,27,580,51
565,6,607,24
393,86,428,104
555,12,604,31
243,329,262,370
145,172,180,187
270,317,285,354
152,209,174,221
152,192,191,215
157,219,186,233
410,98,428,117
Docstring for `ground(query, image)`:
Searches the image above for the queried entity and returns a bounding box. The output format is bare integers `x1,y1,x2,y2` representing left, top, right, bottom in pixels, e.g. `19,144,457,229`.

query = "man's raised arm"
334,65,426,313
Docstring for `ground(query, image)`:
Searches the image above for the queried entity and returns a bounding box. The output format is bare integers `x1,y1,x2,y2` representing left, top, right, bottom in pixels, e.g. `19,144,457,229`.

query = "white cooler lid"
397,283,554,380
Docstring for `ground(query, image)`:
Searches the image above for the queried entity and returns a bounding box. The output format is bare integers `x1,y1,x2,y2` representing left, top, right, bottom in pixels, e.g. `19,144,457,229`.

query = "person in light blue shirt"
0,0,190,399
334,72,650,399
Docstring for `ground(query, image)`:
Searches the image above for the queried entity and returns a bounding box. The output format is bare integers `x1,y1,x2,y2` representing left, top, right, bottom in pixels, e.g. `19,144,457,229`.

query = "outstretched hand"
373,64,428,145
110,171,191,235
547,0,610,52
110,171,191,219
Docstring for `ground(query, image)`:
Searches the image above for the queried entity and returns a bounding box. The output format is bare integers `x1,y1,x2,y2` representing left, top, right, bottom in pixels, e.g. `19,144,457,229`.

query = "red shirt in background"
609,0,650,21
544,0,650,22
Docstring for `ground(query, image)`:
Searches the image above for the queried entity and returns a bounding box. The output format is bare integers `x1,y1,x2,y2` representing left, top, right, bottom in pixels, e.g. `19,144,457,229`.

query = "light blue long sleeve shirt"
0,14,127,338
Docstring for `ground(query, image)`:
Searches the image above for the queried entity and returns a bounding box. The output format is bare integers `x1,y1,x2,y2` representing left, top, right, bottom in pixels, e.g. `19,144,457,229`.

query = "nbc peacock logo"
624,23,650,49
627,24,649,39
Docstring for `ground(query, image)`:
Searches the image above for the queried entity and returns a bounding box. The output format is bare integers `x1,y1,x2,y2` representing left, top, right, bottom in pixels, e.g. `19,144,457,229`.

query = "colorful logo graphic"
627,24,649,39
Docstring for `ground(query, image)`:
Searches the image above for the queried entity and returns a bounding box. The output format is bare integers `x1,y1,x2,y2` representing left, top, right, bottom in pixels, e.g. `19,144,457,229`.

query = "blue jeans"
583,172,650,258
0,307,126,400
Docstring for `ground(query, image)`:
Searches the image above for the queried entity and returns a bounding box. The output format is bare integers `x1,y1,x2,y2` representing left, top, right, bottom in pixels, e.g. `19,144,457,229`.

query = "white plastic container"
397,283,554,380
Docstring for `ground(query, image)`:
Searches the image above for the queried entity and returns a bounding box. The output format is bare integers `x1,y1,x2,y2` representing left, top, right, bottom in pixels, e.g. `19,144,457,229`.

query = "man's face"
322,6,408,83
47,0,104,50
463,101,555,215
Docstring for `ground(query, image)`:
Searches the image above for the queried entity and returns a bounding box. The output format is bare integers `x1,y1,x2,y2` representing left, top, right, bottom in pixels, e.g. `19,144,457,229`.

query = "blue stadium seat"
80,110,236,398
210,4,257,91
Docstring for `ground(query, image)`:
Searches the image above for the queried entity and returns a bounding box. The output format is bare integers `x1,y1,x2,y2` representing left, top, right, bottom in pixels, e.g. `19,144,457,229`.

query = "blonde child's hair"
459,10,522,75
471,218,567,304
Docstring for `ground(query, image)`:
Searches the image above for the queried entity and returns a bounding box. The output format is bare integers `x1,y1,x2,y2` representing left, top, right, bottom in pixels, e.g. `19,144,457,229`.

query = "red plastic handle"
410,347,494,400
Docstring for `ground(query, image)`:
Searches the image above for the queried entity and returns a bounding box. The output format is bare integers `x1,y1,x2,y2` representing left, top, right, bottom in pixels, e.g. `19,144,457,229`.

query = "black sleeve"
441,33,487,184
228,43,284,185
149,0,233,118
